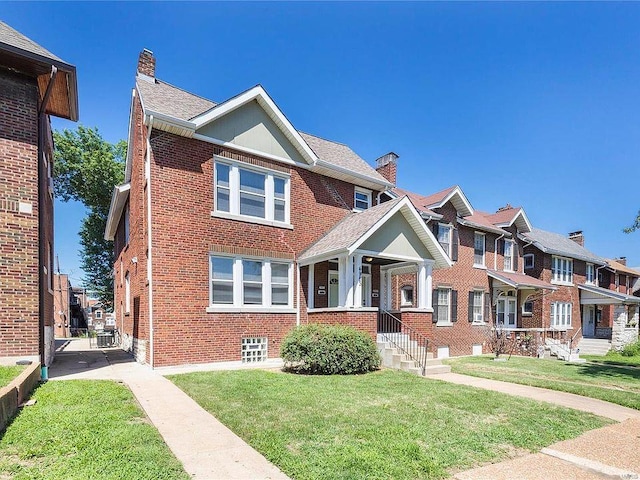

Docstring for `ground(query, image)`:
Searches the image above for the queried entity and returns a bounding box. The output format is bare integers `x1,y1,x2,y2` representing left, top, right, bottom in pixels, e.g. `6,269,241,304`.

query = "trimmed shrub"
621,340,640,357
281,324,380,375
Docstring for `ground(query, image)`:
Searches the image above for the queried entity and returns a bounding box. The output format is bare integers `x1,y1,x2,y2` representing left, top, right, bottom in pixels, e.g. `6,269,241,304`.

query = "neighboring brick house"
0,23,78,367
376,157,555,358
104,50,450,368
521,229,640,350
53,273,87,338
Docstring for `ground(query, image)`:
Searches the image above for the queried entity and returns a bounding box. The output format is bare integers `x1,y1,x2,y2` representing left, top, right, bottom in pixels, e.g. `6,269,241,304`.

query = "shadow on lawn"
573,362,640,382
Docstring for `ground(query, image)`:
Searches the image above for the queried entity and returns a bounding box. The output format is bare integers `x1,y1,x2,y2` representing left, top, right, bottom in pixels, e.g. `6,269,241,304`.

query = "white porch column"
345,255,355,308
417,261,427,309
384,269,392,311
308,263,314,309
426,262,433,310
338,256,347,307
353,254,363,308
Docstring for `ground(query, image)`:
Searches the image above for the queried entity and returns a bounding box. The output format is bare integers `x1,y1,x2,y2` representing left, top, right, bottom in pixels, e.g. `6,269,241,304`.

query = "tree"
624,211,640,233
54,126,126,310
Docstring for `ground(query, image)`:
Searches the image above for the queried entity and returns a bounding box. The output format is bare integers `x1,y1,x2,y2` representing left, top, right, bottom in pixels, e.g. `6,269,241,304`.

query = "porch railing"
378,309,429,376
569,327,582,355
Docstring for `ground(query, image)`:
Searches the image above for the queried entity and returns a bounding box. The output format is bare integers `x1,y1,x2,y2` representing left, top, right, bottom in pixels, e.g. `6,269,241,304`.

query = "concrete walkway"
49,338,289,480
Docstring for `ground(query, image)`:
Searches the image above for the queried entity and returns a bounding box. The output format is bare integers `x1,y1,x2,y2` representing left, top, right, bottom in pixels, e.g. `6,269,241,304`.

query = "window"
474,233,485,267
524,254,534,270
586,263,595,284
503,240,514,272
434,288,457,324
471,290,484,323
214,160,290,224
437,225,452,257
209,255,292,309
241,337,268,363
400,286,414,306
552,256,573,284
354,187,372,211
523,296,533,315
124,272,130,314
551,302,572,328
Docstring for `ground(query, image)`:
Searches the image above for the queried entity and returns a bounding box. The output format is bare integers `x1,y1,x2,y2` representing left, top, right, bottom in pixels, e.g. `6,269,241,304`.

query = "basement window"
241,337,268,363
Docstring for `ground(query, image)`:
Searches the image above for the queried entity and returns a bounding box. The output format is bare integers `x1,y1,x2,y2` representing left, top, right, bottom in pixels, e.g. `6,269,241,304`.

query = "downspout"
494,233,505,271
595,265,606,288
145,115,155,367
37,66,58,378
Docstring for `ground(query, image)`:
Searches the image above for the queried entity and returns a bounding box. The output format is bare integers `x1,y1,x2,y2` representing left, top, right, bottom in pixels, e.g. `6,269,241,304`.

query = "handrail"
378,309,429,375
569,327,582,354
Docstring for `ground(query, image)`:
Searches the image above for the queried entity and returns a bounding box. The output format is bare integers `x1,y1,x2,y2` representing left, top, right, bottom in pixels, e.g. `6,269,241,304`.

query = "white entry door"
497,297,517,327
328,271,339,308
583,305,595,337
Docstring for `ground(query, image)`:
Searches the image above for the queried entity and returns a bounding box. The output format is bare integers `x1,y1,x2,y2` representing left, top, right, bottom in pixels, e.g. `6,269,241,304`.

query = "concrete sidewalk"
49,338,289,480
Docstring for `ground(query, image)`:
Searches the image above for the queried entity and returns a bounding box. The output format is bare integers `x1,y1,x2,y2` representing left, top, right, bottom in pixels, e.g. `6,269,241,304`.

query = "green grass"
0,365,25,388
582,353,640,367
0,380,188,480
169,369,610,480
446,355,640,410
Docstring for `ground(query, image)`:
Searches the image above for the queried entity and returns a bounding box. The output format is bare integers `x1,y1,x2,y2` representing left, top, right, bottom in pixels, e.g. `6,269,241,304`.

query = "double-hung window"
472,290,484,323
214,160,290,225
551,302,572,328
437,225,452,257
436,288,451,324
474,233,485,267
209,255,293,309
552,256,573,284
354,187,372,211
503,240,514,272
585,263,595,285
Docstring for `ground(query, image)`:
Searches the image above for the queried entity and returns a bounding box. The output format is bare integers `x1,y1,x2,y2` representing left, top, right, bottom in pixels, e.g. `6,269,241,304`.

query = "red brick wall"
306,311,377,340
0,69,42,361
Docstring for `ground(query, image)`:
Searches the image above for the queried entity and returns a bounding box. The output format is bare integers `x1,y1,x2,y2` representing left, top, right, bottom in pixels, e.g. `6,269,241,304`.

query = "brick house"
376,157,556,358
53,273,87,338
0,22,78,367
522,229,640,351
104,50,450,368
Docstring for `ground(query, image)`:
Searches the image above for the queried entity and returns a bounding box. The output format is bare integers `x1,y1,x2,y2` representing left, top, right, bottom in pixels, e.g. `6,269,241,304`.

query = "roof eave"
104,183,131,241
313,159,394,191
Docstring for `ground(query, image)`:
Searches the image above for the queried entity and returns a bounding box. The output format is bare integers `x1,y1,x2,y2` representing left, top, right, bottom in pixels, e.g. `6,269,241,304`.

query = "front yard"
169,369,610,480
0,380,188,480
446,355,640,410
0,365,25,388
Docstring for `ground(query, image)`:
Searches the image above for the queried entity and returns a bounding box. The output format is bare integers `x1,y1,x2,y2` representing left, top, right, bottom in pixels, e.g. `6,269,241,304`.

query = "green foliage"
170,369,609,480
280,324,380,375
620,340,640,357
54,126,126,310
624,210,640,233
0,380,188,479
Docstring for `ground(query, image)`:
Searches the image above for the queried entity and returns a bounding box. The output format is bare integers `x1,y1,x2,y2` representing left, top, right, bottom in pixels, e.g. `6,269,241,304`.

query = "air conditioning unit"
475,313,483,323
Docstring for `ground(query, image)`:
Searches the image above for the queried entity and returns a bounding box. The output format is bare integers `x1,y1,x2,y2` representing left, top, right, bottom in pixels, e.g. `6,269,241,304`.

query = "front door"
328,271,339,308
583,305,595,337
361,273,371,307
497,297,517,328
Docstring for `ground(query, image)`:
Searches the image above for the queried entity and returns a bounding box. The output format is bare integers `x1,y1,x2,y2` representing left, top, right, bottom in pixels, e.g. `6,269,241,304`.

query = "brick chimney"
375,152,399,185
568,231,584,247
615,256,627,266
137,49,156,78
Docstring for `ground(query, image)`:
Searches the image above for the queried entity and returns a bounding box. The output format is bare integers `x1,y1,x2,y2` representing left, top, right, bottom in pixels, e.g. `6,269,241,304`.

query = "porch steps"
545,339,585,363
377,340,451,376
576,338,612,356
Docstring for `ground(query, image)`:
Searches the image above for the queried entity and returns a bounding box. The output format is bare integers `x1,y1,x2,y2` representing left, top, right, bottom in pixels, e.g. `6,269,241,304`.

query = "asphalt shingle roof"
299,197,403,261
136,78,217,121
0,21,63,62
391,187,440,216
523,228,606,264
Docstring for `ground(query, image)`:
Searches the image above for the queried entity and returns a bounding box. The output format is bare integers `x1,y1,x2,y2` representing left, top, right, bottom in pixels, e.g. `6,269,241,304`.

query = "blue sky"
4,2,640,285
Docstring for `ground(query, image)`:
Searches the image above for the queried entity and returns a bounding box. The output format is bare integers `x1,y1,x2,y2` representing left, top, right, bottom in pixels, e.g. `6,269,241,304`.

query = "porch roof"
487,270,557,290
298,196,452,269
578,284,640,305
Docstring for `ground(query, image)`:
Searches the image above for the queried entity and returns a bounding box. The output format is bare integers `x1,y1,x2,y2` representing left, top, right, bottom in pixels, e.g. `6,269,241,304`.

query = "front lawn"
169,369,609,480
0,380,188,480
446,355,640,410
582,353,640,367
0,365,25,388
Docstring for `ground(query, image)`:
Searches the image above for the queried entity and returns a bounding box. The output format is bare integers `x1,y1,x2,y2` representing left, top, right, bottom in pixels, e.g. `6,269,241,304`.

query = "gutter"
37,65,58,377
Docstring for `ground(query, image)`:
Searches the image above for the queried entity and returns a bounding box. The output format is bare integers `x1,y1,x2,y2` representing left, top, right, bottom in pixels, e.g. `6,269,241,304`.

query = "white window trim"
503,239,515,272
437,224,453,258
551,256,574,285
473,232,486,268
524,253,535,270
436,288,452,326
585,263,595,285
496,295,517,329
213,158,291,227
551,302,572,329
124,272,131,314
400,285,414,307
472,290,485,324
353,187,372,212
522,295,533,315
207,253,294,312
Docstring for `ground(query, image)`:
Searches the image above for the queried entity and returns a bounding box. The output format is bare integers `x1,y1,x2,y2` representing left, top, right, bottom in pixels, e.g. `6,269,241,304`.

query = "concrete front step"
378,344,451,376
577,338,611,356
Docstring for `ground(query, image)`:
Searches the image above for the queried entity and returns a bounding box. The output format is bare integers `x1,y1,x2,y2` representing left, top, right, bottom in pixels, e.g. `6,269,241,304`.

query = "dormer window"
354,187,372,211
